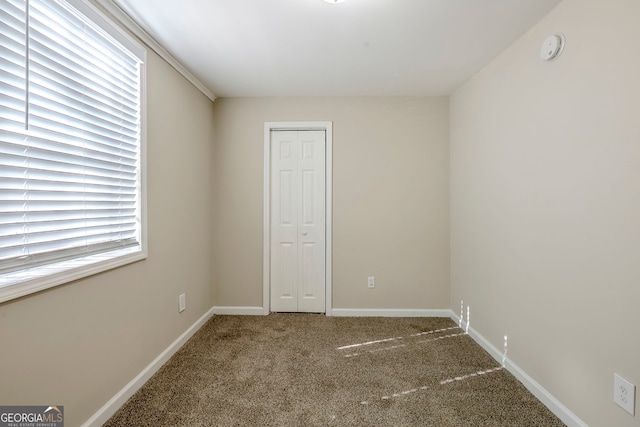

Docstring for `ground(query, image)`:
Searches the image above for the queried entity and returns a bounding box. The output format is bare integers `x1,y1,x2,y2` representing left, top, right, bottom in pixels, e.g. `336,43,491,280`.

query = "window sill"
0,247,147,304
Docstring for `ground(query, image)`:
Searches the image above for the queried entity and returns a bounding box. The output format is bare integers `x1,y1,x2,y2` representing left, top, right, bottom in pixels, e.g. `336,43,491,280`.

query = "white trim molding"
331,308,454,317
82,307,216,427
212,306,267,316
263,122,333,316
449,313,588,427
94,0,216,102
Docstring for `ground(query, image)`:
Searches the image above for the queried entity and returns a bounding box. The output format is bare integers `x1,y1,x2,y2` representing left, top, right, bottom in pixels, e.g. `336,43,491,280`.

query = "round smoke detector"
540,34,565,61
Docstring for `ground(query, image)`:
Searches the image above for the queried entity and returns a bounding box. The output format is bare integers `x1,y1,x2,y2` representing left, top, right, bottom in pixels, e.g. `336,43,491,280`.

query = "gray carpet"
105,314,565,426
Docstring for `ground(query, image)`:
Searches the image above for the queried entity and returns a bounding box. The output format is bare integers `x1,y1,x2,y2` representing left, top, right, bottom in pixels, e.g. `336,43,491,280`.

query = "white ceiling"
111,0,562,98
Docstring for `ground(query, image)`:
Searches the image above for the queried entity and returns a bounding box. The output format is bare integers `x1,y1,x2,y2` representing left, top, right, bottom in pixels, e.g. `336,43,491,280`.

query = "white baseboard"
331,308,453,317
82,307,216,427
448,313,588,427
212,306,267,315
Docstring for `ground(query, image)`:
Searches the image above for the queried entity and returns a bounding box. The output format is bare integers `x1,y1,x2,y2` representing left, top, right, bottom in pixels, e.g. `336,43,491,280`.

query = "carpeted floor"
105,314,565,426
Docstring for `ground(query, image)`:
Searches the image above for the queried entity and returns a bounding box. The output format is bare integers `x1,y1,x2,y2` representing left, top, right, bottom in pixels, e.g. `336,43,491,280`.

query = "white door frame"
263,121,332,315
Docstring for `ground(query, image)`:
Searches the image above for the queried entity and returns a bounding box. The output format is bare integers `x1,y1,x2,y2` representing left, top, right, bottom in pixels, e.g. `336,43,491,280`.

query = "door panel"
302,170,315,225
279,170,294,225
279,242,295,297
271,130,325,313
301,242,315,298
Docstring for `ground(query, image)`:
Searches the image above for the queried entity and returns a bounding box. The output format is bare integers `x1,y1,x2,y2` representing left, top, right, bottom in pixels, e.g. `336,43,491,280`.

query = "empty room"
0,0,639,426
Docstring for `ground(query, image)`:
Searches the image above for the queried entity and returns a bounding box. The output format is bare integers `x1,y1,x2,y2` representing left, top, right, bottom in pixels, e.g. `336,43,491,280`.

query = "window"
0,0,146,302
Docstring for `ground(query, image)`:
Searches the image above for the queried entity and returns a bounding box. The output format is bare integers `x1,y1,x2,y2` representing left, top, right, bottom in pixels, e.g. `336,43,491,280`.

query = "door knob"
302,231,308,236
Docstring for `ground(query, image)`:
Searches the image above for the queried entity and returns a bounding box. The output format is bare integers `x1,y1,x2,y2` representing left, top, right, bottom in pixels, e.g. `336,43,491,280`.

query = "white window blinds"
0,0,143,276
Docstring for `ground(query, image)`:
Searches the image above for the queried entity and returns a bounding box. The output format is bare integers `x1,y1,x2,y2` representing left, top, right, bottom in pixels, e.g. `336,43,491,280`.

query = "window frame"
0,0,147,303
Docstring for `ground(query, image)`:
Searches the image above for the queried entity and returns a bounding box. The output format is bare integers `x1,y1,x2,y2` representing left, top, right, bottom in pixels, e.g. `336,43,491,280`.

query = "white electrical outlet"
367,276,375,288
614,373,635,415
179,293,186,313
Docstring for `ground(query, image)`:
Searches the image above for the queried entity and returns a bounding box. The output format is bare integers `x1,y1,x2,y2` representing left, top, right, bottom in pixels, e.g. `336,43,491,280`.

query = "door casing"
263,122,333,315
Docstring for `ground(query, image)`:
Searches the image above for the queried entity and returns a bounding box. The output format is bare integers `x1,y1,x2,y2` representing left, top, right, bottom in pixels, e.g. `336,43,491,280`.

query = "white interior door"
270,130,326,313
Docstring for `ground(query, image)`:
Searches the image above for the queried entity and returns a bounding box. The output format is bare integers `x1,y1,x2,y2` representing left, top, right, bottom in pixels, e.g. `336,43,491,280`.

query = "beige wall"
450,0,640,425
12,0,639,424
213,97,449,310
0,52,215,426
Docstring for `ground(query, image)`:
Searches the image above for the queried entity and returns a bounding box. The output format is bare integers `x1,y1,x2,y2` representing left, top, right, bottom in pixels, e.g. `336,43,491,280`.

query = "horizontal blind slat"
0,220,138,243
1,136,137,161
0,167,138,190
0,177,137,195
0,209,137,225
19,131,138,158
0,200,138,213
0,150,138,179
0,215,137,234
